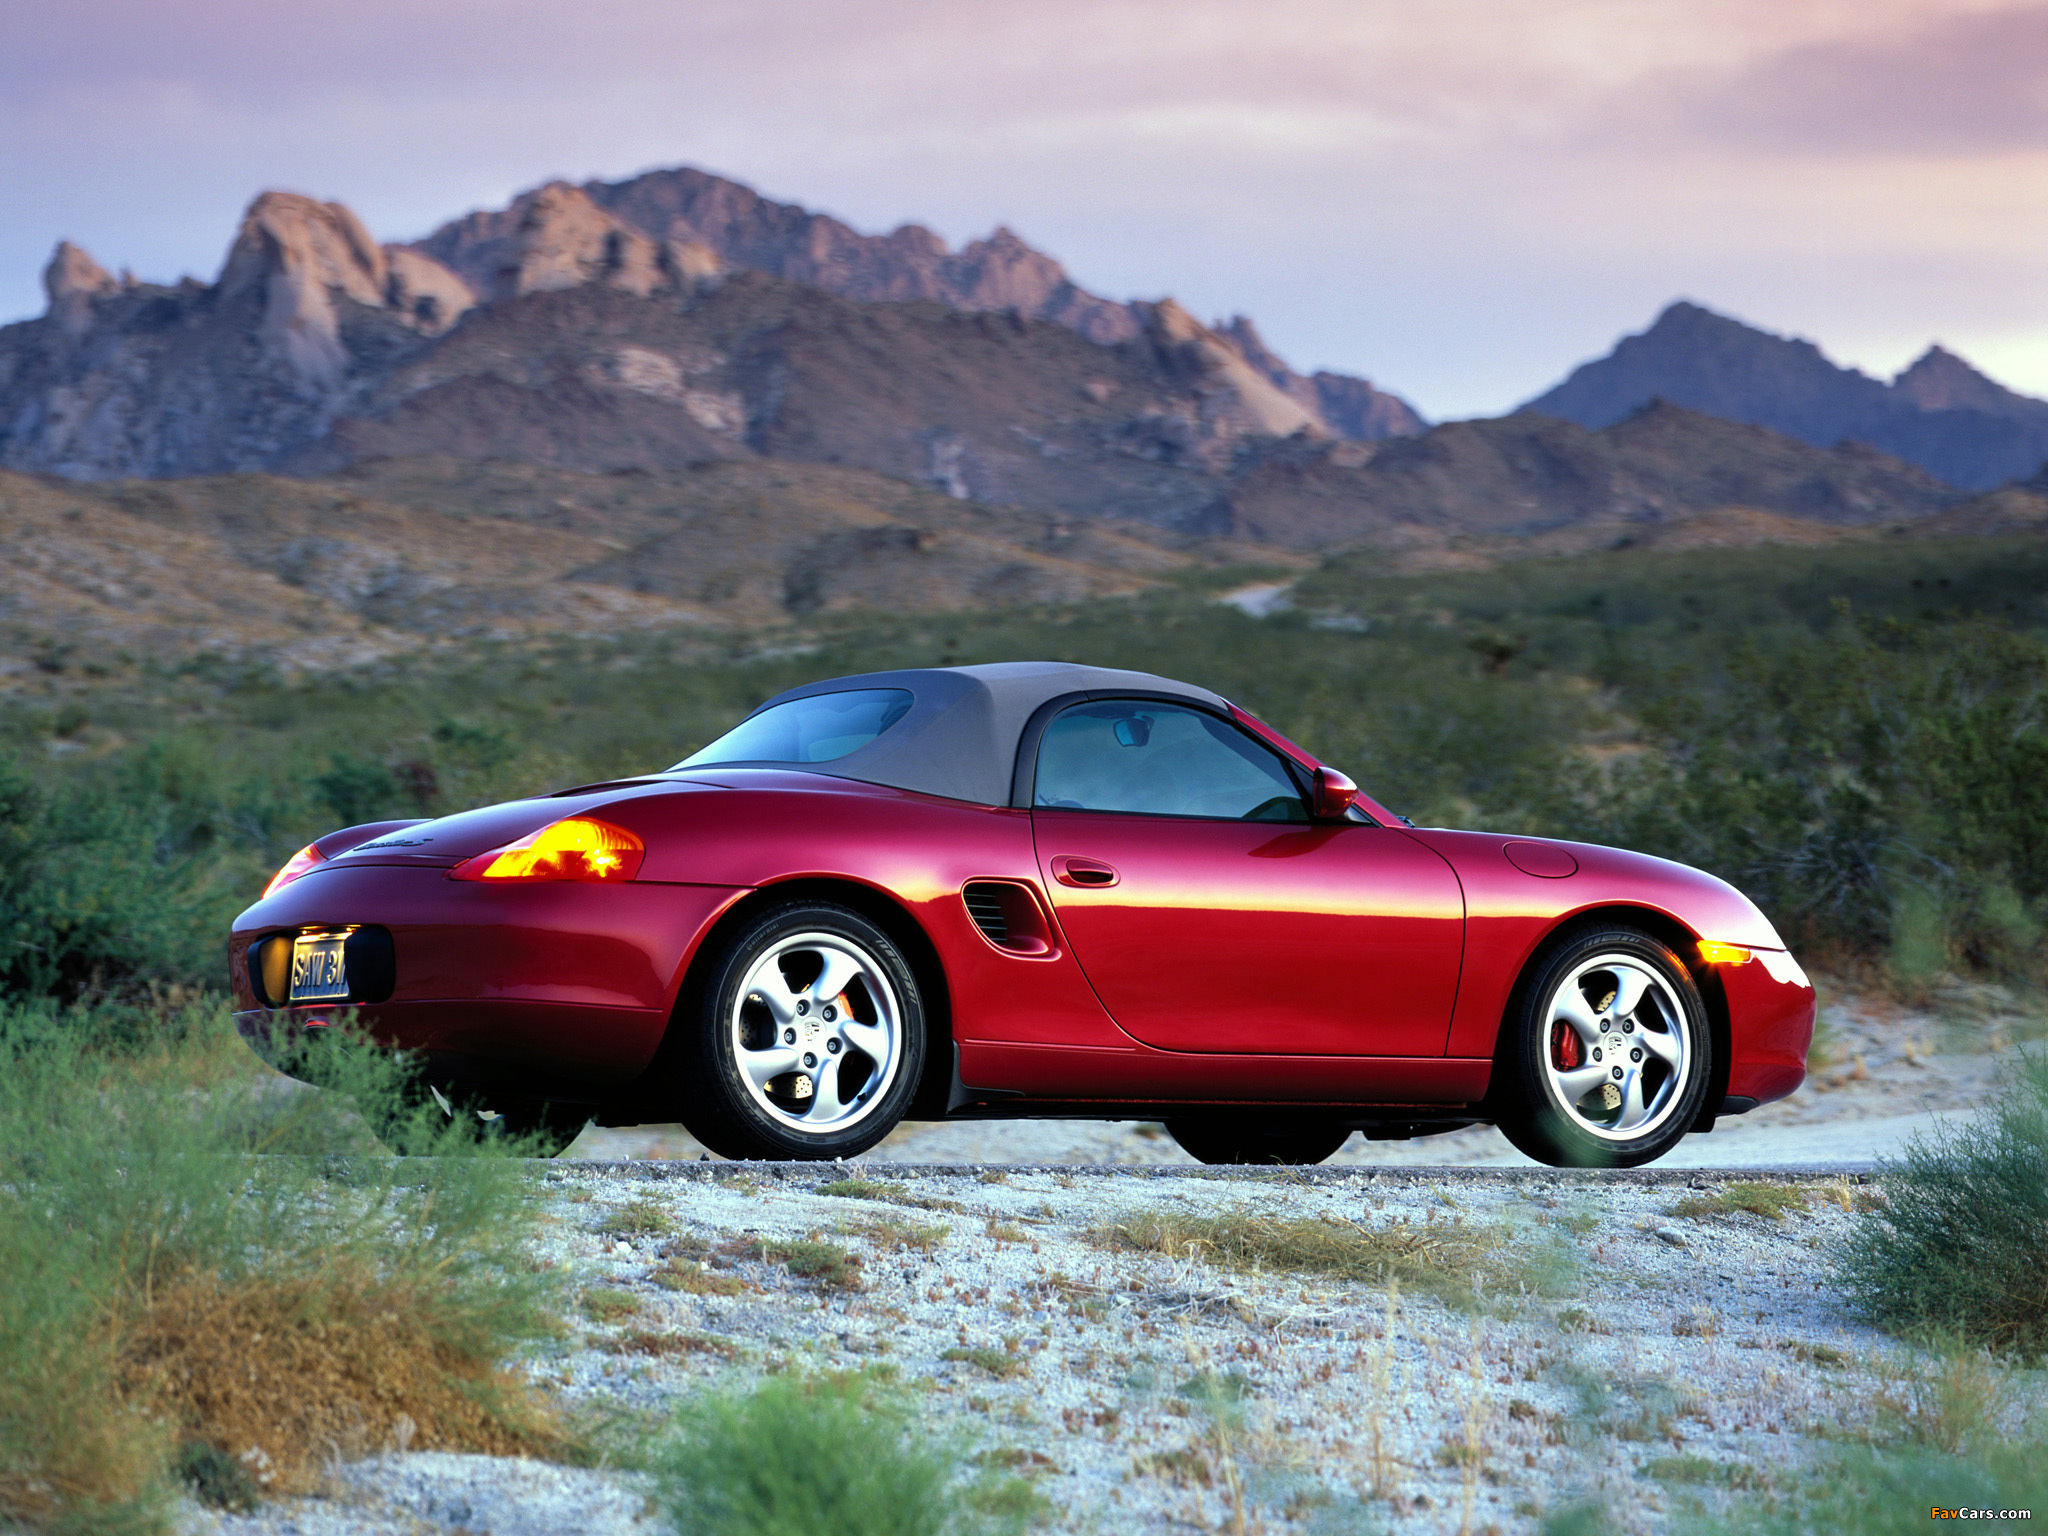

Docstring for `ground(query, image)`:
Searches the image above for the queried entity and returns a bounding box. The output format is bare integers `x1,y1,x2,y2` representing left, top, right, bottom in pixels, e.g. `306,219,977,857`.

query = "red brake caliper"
1551,1021,1582,1071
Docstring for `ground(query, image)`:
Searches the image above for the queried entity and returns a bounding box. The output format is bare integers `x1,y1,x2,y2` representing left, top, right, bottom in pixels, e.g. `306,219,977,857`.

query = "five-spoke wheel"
1496,926,1710,1168
679,901,925,1160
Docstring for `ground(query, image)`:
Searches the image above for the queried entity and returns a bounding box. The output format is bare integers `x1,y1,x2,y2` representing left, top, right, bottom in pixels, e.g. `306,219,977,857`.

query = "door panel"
1032,812,1466,1056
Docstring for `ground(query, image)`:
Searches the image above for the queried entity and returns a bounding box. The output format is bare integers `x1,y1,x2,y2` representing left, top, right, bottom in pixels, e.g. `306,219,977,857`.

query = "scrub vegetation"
648,1369,1044,1536
6,532,2048,1009
1836,1053,2048,1360
0,1004,565,1531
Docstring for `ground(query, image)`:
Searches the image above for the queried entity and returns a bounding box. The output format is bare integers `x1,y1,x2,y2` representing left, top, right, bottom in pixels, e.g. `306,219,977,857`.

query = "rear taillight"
449,817,645,883
262,842,326,898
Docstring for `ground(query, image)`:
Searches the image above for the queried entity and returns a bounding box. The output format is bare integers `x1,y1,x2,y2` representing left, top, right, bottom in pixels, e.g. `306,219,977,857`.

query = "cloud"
1669,3,2048,155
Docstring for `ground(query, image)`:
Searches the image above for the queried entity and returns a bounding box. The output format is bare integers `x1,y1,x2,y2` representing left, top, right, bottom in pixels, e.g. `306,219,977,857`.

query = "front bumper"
1720,947,1816,1108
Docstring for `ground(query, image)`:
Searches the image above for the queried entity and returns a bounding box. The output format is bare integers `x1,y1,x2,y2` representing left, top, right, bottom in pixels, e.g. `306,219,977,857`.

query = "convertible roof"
722,662,1229,806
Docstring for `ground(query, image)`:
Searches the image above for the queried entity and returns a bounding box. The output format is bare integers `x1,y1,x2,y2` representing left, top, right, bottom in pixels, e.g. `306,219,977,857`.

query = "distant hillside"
0,457,1199,668
1526,302,2048,491
1207,400,1961,554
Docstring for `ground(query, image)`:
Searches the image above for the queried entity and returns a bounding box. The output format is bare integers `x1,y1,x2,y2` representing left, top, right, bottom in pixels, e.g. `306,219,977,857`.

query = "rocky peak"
1137,299,1323,450
209,192,476,393
42,242,119,335
218,192,388,309
496,181,663,299
216,193,392,393
1890,345,2033,415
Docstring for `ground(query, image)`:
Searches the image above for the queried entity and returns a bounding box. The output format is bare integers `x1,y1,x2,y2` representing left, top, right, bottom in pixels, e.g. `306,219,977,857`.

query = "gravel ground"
185,1161,1934,1536
177,984,2041,1535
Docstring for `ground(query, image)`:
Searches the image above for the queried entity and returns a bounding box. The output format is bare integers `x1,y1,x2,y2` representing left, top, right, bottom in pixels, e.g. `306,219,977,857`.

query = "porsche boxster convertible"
230,662,1814,1166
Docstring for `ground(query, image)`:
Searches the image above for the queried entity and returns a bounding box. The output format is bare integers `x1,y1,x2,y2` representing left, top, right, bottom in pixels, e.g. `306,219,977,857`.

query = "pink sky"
4,0,2045,417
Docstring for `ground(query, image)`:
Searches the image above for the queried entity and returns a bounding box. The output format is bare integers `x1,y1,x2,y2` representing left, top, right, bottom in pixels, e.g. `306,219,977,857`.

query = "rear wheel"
1494,926,1709,1168
1165,1119,1352,1166
676,901,925,1160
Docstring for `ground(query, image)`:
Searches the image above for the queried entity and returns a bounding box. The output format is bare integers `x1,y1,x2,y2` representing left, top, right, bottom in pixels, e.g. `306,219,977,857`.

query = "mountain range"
1527,301,2048,492
2,165,2046,662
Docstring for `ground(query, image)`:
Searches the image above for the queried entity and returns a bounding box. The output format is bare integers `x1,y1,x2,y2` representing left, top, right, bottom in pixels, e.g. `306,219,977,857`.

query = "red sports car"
230,662,1814,1167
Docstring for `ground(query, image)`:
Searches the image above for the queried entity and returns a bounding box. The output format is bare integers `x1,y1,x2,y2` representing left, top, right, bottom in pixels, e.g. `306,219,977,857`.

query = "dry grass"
833,1215,951,1254
605,1330,741,1362
1668,1183,1810,1221
116,1267,567,1496
596,1199,676,1239
941,1346,1029,1379
1086,1204,1526,1309
815,1178,968,1215
579,1289,642,1325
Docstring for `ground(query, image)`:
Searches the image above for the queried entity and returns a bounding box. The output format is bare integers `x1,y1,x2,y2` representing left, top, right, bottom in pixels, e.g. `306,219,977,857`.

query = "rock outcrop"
0,167,1425,485
411,166,1422,441
41,242,121,335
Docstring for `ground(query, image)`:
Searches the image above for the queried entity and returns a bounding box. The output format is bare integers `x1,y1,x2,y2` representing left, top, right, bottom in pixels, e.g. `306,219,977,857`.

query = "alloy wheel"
727,931,903,1135
1539,951,1693,1142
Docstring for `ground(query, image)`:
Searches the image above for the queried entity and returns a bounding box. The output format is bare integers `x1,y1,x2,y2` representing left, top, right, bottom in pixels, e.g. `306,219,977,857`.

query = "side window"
1033,701,1308,821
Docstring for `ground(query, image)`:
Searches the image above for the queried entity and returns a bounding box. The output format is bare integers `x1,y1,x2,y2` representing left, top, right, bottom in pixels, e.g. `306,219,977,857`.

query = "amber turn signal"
262,842,326,898
1697,940,1753,966
451,817,645,882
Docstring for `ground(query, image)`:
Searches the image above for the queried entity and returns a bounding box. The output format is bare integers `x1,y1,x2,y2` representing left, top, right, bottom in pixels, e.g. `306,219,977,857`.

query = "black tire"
1165,1118,1352,1166
676,900,926,1160
1493,925,1711,1169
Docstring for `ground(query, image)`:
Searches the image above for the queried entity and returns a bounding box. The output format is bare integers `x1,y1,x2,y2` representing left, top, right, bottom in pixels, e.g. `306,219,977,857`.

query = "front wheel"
676,901,926,1160
1494,926,1710,1168
1165,1119,1352,1166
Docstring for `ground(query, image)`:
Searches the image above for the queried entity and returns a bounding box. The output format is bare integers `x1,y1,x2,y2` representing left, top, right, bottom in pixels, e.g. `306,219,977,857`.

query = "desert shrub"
0,1005,564,1530
1835,1054,2048,1358
649,1371,1041,1536
1702,1436,2048,1534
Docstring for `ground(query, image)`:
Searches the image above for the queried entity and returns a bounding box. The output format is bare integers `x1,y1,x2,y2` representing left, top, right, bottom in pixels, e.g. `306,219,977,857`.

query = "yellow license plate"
289,933,350,1003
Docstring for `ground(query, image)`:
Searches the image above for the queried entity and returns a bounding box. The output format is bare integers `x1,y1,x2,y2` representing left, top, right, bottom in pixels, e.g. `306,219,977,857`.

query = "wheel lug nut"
827,1039,841,1054
803,1052,817,1069
1622,1020,1634,1033
796,1000,809,1015
783,1028,796,1044
1630,1047,1642,1062
1611,1065,1623,1080
823,1005,837,1022
1592,1047,1603,1062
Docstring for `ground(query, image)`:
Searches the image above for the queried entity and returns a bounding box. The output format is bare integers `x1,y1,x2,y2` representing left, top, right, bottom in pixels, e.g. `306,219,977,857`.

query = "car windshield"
674,688,915,768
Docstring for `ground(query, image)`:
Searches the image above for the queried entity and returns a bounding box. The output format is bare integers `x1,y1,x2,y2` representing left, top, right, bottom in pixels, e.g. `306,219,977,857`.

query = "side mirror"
1311,766,1359,820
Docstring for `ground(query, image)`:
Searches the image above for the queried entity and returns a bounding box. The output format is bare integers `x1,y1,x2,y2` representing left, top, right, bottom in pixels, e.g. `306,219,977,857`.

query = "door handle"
1049,855,1119,888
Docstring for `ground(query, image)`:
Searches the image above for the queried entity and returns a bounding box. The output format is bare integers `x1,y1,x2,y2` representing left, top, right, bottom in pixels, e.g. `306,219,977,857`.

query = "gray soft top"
702,662,1229,806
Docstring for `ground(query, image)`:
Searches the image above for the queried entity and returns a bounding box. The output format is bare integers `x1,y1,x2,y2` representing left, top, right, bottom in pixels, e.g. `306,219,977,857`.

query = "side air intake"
963,884,1010,944
960,880,1056,957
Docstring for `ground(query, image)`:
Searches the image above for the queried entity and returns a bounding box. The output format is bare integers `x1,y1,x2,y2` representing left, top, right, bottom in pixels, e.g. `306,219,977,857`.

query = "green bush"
649,1371,1042,1536
1835,1054,2048,1358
